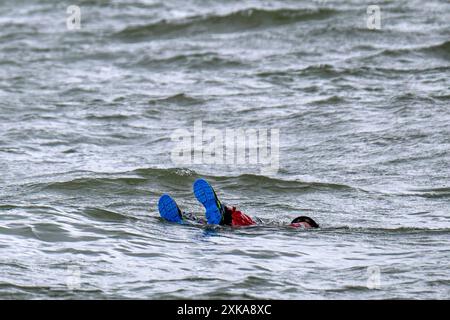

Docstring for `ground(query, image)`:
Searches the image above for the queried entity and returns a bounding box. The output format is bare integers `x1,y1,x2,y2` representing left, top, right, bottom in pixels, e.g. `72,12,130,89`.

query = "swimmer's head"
290,216,319,229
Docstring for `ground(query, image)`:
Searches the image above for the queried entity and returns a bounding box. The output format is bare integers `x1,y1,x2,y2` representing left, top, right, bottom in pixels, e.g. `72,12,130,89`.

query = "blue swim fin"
158,194,183,223
193,179,225,225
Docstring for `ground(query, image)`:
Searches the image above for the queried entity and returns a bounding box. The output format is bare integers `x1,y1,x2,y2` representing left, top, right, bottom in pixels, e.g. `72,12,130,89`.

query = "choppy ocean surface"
0,0,449,299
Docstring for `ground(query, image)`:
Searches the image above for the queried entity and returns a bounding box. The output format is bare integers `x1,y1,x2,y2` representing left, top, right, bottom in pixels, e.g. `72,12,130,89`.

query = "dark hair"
221,206,233,226
291,216,319,228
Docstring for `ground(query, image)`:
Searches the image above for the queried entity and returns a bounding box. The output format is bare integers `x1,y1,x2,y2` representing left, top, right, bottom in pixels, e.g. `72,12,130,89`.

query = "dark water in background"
0,0,449,299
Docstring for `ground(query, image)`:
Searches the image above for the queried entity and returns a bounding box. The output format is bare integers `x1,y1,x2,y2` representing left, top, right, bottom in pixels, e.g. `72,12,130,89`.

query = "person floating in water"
158,178,319,229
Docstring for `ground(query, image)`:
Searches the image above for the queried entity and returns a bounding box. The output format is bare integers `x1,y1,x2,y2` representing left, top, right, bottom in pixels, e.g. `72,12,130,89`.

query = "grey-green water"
0,0,449,299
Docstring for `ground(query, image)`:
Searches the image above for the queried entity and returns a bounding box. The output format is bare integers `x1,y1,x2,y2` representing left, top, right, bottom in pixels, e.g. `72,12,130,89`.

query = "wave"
256,64,375,81
82,207,137,222
113,8,337,40
131,52,245,70
19,167,450,201
377,40,450,60
33,168,450,201
133,167,356,191
419,40,450,59
308,95,346,106
147,93,205,106
84,113,131,121
42,176,149,191
34,167,356,194
405,187,450,199
390,93,437,104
